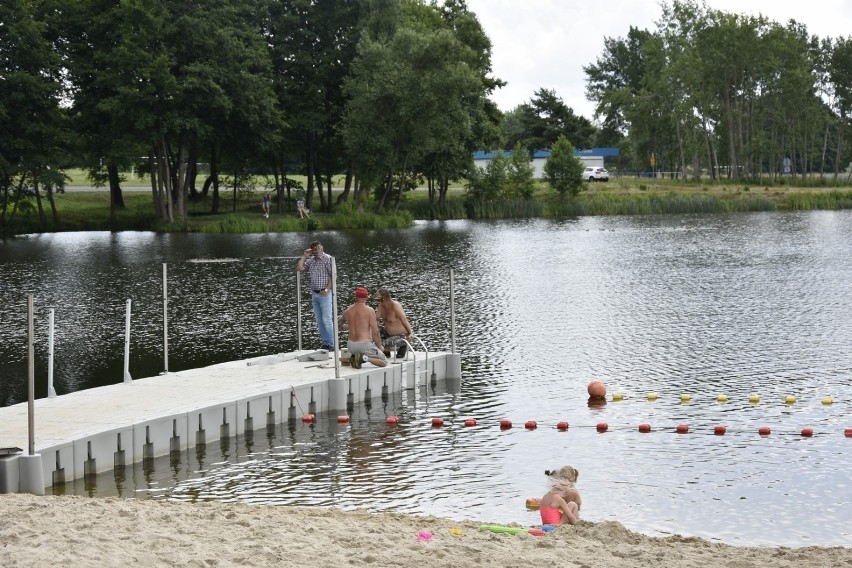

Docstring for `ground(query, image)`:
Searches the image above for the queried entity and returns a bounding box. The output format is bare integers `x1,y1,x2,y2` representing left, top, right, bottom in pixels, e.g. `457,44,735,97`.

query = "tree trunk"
108,162,125,221
305,141,315,211
33,179,46,229
211,147,220,214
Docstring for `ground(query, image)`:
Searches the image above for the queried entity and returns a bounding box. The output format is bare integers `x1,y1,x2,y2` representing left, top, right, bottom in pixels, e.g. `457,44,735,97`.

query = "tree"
544,135,584,196
505,144,535,199
507,88,596,151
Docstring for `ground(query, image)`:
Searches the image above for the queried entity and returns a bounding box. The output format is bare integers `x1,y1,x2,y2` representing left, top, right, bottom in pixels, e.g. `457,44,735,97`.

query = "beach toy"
500,419,512,429
638,423,651,433
714,425,726,435
525,498,541,510
749,394,760,403
785,395,796,404
541,524,556,532
431,417,444,427
479,524,542,536
302,414,315,423
337,415,350,423
676,424,689,434
647,393,658,400
845,428,852,438
612,392,624,401
801,427,813,437
717,394,728,403
449,528,463,536
587,381,607,399
417,530,432,541
822,396,833,405
758,426,771,436
556,421,569,431
596,422,608,432
386,416,399,425
525,420,537,430
680,393,691,402
464,418,477,427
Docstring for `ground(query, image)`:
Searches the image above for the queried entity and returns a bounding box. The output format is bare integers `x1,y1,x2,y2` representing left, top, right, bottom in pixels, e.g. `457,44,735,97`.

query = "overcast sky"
464,0,852,121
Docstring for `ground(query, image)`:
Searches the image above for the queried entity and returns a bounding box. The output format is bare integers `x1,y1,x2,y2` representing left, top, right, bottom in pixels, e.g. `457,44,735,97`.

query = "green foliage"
543,135,585,196
505,144,536,199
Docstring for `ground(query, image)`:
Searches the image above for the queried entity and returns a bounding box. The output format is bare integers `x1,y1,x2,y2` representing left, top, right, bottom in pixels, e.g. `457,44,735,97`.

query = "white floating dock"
0,349,461,494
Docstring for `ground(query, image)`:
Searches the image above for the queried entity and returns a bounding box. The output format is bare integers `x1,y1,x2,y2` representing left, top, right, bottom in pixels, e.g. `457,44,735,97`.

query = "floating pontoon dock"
0,349,461,494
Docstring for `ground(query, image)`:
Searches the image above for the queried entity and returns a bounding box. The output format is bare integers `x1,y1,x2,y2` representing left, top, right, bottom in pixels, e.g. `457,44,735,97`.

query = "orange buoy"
596,422,608,432
556,421,569,431
638,423,651,433
525,498,541,511
844,428,852,438
587,380,607,399
676,424,689,434
337,415,350,423
525,420,537,430
758,426,771,436
431,417,444,427
386,416,399,425
302,414,315,423
801,427,813,437
464,418,477,427
714,425,726,435
500,419,512,429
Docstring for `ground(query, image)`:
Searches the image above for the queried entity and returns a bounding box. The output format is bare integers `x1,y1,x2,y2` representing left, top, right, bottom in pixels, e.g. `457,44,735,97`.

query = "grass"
4,172,852,236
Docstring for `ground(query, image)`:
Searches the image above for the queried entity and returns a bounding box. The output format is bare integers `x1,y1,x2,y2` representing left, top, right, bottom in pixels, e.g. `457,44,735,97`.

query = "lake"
2,211,851,547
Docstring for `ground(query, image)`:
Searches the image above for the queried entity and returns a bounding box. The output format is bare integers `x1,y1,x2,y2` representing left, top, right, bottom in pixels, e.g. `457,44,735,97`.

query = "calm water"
2,212,852,547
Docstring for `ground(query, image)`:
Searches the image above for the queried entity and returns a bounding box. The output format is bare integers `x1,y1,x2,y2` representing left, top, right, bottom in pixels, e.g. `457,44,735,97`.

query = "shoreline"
2,494,849,567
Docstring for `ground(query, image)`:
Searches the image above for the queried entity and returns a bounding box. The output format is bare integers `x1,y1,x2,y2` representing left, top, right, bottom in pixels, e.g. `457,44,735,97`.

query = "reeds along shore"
1,493,850,568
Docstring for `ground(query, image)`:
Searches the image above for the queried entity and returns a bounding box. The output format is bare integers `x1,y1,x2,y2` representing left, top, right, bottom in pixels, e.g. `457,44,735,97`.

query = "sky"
464,0,852,121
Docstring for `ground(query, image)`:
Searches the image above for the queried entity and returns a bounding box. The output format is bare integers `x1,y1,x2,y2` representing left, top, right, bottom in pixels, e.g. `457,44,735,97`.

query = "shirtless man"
338,287,387,369
375,287,413,358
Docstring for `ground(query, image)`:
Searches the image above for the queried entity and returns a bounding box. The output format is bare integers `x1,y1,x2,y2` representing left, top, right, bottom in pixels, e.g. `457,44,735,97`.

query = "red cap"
355,287,369,298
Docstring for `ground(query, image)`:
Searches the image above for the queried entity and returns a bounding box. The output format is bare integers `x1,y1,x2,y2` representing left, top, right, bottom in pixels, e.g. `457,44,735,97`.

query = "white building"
473,148,618,179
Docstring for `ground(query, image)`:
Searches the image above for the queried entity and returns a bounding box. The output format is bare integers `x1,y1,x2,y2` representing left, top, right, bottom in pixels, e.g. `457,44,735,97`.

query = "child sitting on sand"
539,465,582,525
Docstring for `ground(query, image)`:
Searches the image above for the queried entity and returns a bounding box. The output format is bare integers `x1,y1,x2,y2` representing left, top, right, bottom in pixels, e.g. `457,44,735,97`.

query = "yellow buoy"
680,393,691,402
716,394,728,403
785,395,796,404
748,394,760,403
612,392,624,401
647,393,658,400
822,396,833,405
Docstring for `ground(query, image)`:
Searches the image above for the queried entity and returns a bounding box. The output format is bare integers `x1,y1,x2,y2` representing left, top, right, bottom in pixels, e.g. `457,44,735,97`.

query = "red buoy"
676,424,689,434
596,422,608,432
714,425,726,435
801,427,813,437
386,416,399,425
525,420,537,430
758,426,771,436
431,417,444,427
337,415,350,423
845,428,852,438
500,419,512,429
464,418,477,427
556,421,569,431
638,423,651,433
302,414,315,423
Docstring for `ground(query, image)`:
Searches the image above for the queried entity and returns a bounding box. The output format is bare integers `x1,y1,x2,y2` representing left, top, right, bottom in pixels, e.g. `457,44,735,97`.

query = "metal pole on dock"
47,308,56,398
27,295,35,455
449,268,456,354
162,263,169,374
331,258,340,378
296,271,302,351
123,299,132,383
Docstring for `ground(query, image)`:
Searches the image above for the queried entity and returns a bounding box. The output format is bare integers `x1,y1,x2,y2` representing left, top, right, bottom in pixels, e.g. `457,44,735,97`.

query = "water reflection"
5,211,852,546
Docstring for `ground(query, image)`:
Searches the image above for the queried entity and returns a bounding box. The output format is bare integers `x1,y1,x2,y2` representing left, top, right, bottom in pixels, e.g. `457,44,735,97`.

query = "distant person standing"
375,287,413,357
296,241,334,350
296,197,310,218
261,194,271,218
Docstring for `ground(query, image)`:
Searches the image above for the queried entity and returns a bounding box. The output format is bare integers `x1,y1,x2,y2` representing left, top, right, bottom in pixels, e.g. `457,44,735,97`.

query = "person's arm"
296,248,312,272
322,256,333,294
395,302,413,339
369,310,383,347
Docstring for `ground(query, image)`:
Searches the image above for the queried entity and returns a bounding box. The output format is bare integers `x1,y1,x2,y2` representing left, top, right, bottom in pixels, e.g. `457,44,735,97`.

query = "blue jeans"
311,291,335,348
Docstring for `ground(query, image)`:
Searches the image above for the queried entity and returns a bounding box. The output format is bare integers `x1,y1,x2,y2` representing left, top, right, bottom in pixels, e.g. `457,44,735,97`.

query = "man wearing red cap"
338,287,387,369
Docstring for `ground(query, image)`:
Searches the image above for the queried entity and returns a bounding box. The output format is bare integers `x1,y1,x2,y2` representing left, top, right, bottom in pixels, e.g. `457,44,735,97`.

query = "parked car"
584,167,609,182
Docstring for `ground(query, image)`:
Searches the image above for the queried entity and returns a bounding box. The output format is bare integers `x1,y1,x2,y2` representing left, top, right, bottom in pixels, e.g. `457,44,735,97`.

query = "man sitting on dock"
338,287,388,369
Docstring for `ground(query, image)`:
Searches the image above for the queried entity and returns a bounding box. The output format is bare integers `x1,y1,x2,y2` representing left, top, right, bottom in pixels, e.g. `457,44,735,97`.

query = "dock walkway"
0,349,460,494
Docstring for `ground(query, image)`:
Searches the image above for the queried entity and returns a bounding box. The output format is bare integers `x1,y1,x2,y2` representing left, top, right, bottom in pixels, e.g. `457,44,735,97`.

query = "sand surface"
1,494,850,567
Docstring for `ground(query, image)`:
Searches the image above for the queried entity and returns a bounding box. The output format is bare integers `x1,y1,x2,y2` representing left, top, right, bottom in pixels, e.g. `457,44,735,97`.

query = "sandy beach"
1,494,849,567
